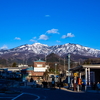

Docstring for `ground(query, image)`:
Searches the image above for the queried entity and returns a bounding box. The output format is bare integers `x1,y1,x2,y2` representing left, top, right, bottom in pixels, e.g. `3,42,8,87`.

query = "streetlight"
64,58,65,71
54,63,57,84
63,58,66,78
59,71,62,89
55,63,57,75
67,53,70,88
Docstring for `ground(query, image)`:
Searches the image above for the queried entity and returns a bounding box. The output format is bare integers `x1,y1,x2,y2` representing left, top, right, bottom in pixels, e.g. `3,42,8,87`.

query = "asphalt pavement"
0,86,100,100
0,81,100,100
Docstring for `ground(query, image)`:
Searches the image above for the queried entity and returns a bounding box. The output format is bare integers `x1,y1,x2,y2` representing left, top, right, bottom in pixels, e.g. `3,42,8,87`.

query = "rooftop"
34,59,45,62
27,67,34,71
70,64,100,72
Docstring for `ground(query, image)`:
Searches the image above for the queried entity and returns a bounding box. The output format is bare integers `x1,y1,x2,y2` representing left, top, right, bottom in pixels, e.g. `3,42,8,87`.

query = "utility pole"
79,58,82,65
63,58,66,78
67,54,70,87
25,53,27,65
45,55,46,62
23,57,24,67
64,58,65,71
55,63,57,75
55,63,57,83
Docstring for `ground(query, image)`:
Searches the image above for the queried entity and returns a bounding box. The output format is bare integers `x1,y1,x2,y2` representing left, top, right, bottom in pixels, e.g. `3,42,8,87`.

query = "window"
37,64,42,67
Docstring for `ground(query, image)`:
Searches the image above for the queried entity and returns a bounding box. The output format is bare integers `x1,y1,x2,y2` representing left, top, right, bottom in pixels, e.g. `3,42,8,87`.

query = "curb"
56,87,85,93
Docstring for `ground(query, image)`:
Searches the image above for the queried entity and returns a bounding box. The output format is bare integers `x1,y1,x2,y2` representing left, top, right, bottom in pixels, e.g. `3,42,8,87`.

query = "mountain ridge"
0,43,100,65
0,43,100,58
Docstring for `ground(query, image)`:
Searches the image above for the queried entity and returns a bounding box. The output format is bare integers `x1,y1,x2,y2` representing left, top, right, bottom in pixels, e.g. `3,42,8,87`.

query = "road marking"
11,93,24,100
11,92,40,100
23,93,40,100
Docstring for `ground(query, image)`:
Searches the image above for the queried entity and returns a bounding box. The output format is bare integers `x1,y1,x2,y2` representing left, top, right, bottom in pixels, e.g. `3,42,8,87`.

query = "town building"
22,59,49,82
18,64,29,68
0,59,49,82
70,64,100,90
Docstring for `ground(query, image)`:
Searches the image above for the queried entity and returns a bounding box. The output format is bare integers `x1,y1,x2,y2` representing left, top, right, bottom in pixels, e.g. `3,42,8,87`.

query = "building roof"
70,64,100,72
69,66,82,71
27,67,34,71
82,65,100,68
34,59,45,62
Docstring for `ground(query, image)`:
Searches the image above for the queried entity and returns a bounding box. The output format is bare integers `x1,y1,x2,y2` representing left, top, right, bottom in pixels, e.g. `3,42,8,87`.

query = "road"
0,87,100,100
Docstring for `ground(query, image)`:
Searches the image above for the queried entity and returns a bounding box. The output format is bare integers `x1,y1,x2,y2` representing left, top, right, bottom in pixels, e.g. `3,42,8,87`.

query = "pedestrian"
52,79,55,89
92,82,96,90
71,79,74,90
71,83,74,90
30,77,33,82
96,82,100,93
82,79,86,90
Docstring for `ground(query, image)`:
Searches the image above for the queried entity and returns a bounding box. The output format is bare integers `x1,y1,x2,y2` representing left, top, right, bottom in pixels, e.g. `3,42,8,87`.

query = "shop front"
70,65,100,91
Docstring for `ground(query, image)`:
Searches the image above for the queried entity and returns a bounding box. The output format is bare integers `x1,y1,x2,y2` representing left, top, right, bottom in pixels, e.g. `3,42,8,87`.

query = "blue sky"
0,0,100,49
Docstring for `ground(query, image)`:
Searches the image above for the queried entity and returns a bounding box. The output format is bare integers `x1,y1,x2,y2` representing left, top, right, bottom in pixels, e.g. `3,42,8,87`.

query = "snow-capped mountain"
0,43,100,57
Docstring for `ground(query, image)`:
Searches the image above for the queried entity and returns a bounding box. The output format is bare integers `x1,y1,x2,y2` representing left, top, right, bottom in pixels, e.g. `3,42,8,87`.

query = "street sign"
74,73,78,77
66,72,71,76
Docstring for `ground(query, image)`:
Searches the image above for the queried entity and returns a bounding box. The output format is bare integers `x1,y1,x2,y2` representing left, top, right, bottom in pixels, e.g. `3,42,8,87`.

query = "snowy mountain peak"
32,43,48,47
0,43,100,57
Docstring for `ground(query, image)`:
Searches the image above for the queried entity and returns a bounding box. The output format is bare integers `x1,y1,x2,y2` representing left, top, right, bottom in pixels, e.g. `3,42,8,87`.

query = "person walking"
96,82,100,93
52,78,55,89
30,77,33,82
